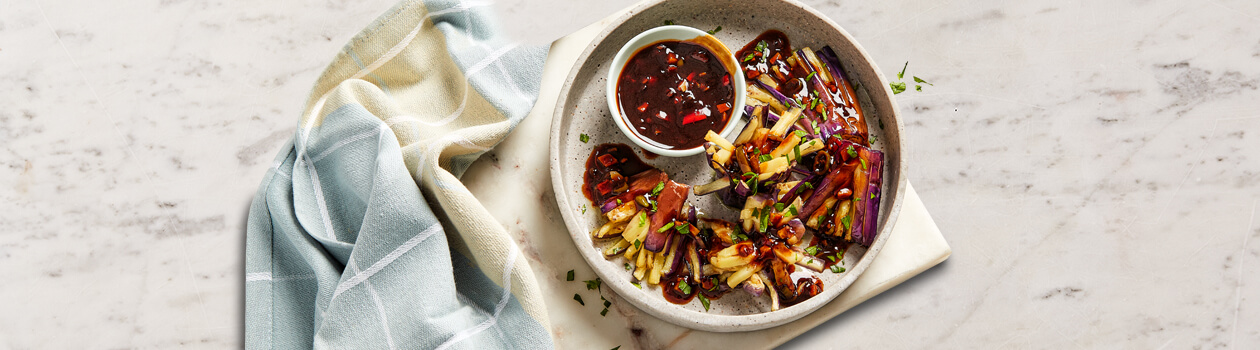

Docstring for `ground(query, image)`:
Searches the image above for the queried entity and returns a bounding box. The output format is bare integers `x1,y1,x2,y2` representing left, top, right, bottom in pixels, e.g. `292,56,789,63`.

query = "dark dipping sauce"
617,40,735,150
582,143,653,204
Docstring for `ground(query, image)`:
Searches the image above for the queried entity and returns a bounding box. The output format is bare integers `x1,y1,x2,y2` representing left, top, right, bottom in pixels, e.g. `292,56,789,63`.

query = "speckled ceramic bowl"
548,0,907,332
605,25,746,157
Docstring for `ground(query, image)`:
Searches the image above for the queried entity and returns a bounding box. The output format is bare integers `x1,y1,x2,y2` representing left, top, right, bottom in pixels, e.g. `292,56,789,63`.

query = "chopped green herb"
742,171,756,179
612,346,621,350
600,308,609,316
651,181,665,195
633,239,641,249
677,222,692,234
805,72,816,82
788,205,798,216
754,40,768,52
793,144,801,161
805,246,819,255
743,53,756,62
580,204,586,214
617,199,622,205
794,130,807,138
566,270,575,281
698,294,711,311
804,182,814,189
759,154,772,162
639,213,647,226
680,282,692,294
604,300,612,308
707,26,722,35
574,294,585,305
774,202,786,212
632,282,642,289
915,85,923,92
841,215,851,232
749,177,760,196
826,254,837,262
861,158,868,169
658,222,675,233
580,133,590,143
890,81,906,94
869,134,878,143
872,193,876,199
664,20,675,25
809,98,819,110
830,265,843,273
624,263,631,271
897,62,908,80
846,145,857,158
913,76,932,85
585,278,602,290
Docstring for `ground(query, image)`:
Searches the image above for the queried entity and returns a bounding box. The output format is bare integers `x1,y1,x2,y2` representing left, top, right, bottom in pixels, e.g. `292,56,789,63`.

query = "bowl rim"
548,0,909,332
604,25,747,157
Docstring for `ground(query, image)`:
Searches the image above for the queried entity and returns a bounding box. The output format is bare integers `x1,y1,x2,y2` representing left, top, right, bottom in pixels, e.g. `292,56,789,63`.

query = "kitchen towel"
243,0,551,348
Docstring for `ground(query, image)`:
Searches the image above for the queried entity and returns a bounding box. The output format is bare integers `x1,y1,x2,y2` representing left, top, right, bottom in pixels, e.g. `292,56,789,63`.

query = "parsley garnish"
651,181,665,195
805,246,819,255
566,270,574,281
580,133,590,143
579,204,586,214
675,222,690,234
804,182,814,189
624,263,631,271
658,222,675,233
574,294,585,305
664,20,675,25
585,278,602,291
754,40,768,53
788,205,798,216
612,346,621,350
861,158,868,169
707,26,722,35
841,215,851,232
846,145,857,158
601,308,609,316
698,294,711,311
759,154,772,162
680,282,692,294
805,72,816,82
830,265,844,273
774,202,786,212
794,130,807,138
743,53,756,62
604,300,612,308
897,62,908,80
890,81,906,94
633,239,641,249
632,282,642,289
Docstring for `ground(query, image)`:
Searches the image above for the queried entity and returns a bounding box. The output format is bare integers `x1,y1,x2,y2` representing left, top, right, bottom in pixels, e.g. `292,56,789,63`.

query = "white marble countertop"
2,0,1258,348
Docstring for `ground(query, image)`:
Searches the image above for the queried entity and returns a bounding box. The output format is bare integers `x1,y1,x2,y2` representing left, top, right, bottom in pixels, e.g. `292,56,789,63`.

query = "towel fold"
244,0,552,348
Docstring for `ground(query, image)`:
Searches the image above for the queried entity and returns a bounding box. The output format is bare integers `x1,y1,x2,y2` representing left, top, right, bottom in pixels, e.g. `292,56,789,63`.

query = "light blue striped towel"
244,0,552,348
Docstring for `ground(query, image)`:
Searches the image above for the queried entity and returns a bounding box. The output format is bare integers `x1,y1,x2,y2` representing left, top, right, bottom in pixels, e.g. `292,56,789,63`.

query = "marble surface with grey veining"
1,0,1258,348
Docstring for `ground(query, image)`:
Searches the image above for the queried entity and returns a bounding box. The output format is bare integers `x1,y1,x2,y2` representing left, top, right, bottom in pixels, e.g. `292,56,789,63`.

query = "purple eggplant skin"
753,79,792,105
743,279,766,297
799,166,847,218
669,236,688,274
600,199,619,213
777,174,817,204
717,182,748,208
852,150,883,246
784,218,806,243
